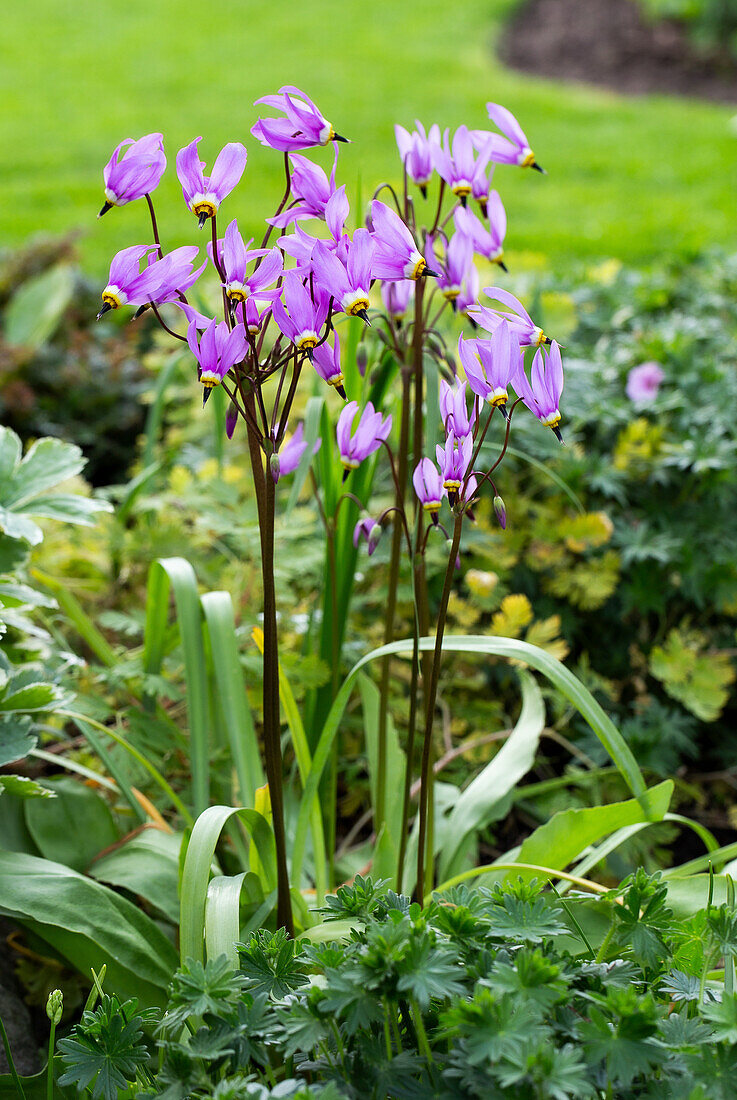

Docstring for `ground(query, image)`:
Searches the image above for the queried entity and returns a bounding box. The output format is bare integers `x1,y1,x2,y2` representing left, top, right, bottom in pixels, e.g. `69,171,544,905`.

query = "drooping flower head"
458,320,521,411
311,229,374,320
469,287,548,348
381,279,413,324
98,245,160,317
455,197,507,270
436,432,473,505
214,221,283,303
100,133,166,217
434,231,474,303
186,317,248,404
268,149,339,229
370,201,437,282
413,458,445,522
439,379,476,439
271,271,330,356
472,103,543,172
353,516,382,555
515,340,564,441
395,121,440,195
252,86,348,151
433,125,494,204
336,401,392,474
176,138,248,227
626,361,664,405
312,330,346,398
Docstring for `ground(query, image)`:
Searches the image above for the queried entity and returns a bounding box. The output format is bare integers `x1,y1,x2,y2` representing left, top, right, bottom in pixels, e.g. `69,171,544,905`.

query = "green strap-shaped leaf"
292,635,649,890
179,805,276,966
143,558,210,814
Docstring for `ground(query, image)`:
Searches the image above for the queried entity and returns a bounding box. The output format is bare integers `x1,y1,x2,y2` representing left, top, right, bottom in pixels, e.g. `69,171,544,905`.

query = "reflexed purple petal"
209,143,248,202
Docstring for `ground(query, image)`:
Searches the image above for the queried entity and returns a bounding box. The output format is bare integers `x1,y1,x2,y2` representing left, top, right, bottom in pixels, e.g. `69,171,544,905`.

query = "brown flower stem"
416,512,462,900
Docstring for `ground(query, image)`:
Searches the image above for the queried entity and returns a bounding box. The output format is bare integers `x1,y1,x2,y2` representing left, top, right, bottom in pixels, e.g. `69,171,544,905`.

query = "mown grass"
3,0,736,276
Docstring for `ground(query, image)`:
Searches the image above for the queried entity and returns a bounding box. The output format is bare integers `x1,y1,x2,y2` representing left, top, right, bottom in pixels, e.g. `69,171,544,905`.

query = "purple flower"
271,271,329,355
354,516,382,555
100,133,166,217
311,228,374,320
626,361,664,405
435,231,474,302
439,379,476,439
454,196,507,270
515,340,564,440
433,125,494,203
336,400,391,473
370,201,435,281
97,244,163,316
271,423,320,482
472,103,542,172
395,121,440,194
147,246,207,305
457,264,480,318
312,330,346,398
176,138,247,227
413,458,445,520
469,287,548,348
186,317,249,404
239,297,272,336
436,432,473,504
457,320,521,410
252,86,347,151
226,401,239,440
268,149,338,229
380,279,413,323
214,220,283,303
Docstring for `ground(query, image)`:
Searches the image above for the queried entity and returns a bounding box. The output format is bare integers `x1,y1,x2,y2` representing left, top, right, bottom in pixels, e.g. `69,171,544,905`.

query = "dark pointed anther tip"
531,161,546,174
498,260,509,274
333,133,350,143
423,267,440,279
336,384,347,400
306,348,314,362
499,404,509,421
552,426,564,444
133,304,148,320
202,388,213,407
420,185,427,199
460,195,468,207
197,212,209,229
96,302,113,320
431,512,439,527
342,468,351,483
97,201,113,219
544,336,552,345
356,309,371,327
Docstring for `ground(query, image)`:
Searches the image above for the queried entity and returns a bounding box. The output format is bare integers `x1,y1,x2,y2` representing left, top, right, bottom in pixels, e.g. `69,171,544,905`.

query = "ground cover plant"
8,872,737,1099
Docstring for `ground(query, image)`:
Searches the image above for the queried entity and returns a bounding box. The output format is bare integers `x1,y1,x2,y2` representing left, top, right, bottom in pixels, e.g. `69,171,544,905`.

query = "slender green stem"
410,997,433,1064
416,513,462,900
326,520,339,887
383,1003,393,1060
397,603,421,891
0,1014,26,1100
595,924,616,965
46,1023,56,1100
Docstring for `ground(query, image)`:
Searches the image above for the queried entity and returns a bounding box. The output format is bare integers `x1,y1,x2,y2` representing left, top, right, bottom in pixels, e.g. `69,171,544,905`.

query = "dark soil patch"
500,0,737,104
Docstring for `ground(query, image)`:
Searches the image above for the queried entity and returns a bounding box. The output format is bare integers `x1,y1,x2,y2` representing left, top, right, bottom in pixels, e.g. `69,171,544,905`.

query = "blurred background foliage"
1,0,737,273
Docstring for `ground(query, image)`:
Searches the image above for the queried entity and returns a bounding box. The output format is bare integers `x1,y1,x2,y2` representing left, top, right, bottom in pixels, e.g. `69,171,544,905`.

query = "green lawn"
3,0,736,277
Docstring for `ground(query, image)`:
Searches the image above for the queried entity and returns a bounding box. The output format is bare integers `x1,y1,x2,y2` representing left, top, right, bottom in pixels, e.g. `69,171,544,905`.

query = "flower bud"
270,453,281,483
493,494,507,530
356,344,368,377
46,989,63,1026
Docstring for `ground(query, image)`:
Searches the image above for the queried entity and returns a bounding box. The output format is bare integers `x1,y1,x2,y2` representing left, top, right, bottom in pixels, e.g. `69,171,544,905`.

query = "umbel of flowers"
96,87,563,933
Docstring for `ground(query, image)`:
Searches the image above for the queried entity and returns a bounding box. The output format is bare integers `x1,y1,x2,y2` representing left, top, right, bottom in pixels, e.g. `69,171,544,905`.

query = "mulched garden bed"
500,0,737,104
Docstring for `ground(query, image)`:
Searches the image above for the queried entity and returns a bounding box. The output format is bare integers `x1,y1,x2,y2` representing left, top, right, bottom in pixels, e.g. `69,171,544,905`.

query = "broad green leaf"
438,672,545,882
0,774,54,799
205,872,247,967
89,826,182,924
0,680,61,713
0,435,85,508
24,777,119,872
0,533,29,572
359,672,405,854
4,264,75,349
0,713,36,766
0,581,56,609
515,780,673,876
0,850,177,1005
